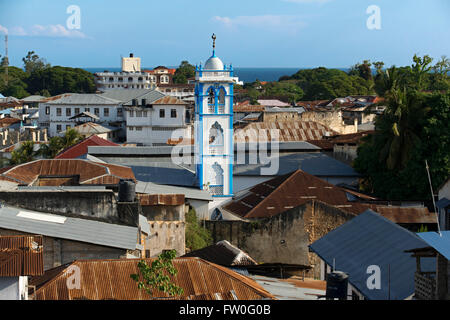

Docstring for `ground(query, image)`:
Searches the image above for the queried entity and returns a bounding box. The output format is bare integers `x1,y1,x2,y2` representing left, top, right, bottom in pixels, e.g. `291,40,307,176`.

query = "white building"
124,92,191,146
38,93,124,137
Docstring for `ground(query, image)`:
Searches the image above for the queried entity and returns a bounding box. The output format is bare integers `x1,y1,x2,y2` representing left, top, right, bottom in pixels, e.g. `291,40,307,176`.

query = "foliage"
39,128,83,158
185,208,213,251
354,56,450,200
173,60,195,84
130,249,184,298
0,52,96,98
9,141,37,165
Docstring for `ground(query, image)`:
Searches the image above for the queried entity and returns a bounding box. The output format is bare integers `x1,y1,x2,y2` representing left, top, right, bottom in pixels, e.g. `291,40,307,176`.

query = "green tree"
130,249,184,298
173,61,195,84
22,51,50,74
185,208,213,251
9,141,37,165
39,128,83,158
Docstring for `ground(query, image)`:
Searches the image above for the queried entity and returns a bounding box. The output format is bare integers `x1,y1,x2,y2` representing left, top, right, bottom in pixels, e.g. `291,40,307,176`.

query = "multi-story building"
94,54,175,92
124,91,191,146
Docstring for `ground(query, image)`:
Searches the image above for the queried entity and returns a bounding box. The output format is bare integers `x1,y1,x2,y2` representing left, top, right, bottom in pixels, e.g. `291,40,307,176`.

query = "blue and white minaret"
194,34,238,201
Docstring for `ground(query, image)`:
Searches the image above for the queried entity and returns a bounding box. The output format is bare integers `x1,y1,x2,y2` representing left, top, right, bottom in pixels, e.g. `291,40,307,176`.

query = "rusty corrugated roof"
223,169,435,224
234,121,336,143
0,235,44,277
31,257,275,300
139,194,185,206
0,159,135,186
152,96,187,105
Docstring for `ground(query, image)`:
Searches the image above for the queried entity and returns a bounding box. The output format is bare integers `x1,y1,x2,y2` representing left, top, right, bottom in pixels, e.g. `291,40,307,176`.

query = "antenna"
425,160,441,236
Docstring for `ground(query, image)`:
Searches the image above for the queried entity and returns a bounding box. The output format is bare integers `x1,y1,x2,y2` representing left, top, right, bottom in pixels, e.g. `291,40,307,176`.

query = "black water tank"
326,271,349,300
118,179,136,202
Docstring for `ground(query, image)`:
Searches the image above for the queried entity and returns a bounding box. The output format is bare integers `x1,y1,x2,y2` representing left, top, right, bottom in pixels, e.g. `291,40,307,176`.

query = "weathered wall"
263,112,300,122
206,201,354,278
0,228,129,271
144,221,185,257
300,110,357,134
0,190,122,224
141,204,184,221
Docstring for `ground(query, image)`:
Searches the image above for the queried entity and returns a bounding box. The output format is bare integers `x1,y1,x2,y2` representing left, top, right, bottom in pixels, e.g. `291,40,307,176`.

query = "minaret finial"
212,33,216,56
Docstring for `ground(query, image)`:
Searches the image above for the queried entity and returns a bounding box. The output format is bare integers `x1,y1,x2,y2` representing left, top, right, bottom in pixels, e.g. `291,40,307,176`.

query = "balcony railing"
209,185,224,196
414,272,436,300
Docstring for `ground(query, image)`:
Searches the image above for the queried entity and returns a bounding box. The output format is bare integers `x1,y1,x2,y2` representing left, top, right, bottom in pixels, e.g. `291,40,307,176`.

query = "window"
56,108,62,116
45,106,50,115
66,108,71,117
56,124,62,132
129,110,134,117
171,109,177,118
136,110,142,117
74,108,80,115
159,109,165,118
143,111,148,117
117,108,123,117
66,124,71,130
136,126,142,131
128,77,133,82
104,108,109,117
94,108,100,116
85,107,90,112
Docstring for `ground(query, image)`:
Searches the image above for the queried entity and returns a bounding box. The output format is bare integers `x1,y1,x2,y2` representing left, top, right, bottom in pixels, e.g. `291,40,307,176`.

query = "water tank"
118,179,136,202
326,271,349,300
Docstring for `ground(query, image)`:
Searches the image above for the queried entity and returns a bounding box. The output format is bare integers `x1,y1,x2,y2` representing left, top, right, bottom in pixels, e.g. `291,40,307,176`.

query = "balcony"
414,272,436,300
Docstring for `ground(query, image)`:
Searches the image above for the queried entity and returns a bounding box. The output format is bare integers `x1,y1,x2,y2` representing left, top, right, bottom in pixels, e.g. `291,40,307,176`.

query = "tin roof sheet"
31,257,274,300
0,235,44,276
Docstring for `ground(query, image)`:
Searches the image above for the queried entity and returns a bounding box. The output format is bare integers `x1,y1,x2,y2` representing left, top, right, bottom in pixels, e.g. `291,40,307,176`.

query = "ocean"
84,67,302,83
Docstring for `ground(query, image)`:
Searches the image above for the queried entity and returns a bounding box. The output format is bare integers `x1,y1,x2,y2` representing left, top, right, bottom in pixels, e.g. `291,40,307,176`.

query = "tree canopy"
173,60,195,84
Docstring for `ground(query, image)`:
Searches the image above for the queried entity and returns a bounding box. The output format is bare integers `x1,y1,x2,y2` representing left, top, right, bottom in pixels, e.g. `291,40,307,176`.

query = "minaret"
194,34,236,200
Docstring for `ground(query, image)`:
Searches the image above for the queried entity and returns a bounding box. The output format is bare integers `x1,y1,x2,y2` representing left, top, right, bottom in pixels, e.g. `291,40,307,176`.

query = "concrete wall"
0,277,26,300
0,190,122,224
0,228,130,271
141,204,185,221
263,112,300,122
206,201,354,277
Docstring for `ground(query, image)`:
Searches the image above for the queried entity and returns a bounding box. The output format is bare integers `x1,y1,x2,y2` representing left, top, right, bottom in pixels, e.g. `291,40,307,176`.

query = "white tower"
194,34,237,200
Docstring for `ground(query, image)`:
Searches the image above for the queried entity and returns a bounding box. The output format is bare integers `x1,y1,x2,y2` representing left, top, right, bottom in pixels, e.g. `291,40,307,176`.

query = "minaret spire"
212,33,216,56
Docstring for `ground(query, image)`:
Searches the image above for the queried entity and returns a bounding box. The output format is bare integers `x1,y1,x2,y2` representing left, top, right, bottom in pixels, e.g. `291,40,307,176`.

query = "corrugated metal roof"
31,257,275,300
0,235,44,276
136,181,212,201
138,194,185,206
152,96,187,105
0,206,139,250
45,93,119,105
309,210,435,300
224,169,435,222
417,231,450,260
0,159,135,185
182,240,257,266
55,135,119,159
234,121,336,143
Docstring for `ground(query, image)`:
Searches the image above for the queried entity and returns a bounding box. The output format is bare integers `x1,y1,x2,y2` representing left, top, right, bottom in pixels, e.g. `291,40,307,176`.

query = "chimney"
130,53,134,58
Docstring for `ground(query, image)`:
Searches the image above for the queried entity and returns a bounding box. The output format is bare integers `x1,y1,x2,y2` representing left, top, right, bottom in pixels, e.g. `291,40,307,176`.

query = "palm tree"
39,128,83,159
9,141,37,165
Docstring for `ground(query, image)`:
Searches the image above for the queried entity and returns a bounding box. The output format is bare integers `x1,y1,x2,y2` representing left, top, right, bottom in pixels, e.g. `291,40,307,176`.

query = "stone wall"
206,200,354,278
144,221,186,257
300,110,357,134
0,190,123,224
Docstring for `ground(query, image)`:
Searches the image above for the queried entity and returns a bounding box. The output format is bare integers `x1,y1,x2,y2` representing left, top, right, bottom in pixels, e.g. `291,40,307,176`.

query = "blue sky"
0,0,449,68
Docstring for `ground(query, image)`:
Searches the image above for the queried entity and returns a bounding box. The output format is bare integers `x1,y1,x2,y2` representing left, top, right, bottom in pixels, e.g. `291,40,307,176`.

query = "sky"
0,0,449,69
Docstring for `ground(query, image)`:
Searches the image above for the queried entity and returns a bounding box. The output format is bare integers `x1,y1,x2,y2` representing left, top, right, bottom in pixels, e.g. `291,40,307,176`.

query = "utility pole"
4,34,8,86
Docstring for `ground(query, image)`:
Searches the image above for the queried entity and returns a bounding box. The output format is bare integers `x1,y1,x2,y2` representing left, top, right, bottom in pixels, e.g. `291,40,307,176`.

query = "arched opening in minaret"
210,162,224,195
218,88,226,113
207,87,215,113
209,121,224,155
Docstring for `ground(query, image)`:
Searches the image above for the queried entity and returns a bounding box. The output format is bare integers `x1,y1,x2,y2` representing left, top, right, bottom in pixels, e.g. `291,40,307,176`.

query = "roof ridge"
244,170,300,219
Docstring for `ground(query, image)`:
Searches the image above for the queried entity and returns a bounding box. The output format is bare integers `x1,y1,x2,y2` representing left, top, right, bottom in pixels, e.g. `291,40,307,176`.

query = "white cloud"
0,25,8,35
212,15,306,33
0,24,87,38
30,24,86,38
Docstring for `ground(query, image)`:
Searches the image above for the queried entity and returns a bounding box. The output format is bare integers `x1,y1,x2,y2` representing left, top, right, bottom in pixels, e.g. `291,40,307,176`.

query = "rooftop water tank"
118,179,136,203
326,271,349,300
